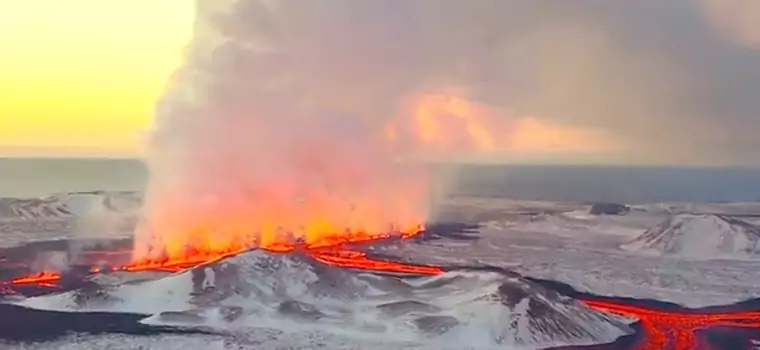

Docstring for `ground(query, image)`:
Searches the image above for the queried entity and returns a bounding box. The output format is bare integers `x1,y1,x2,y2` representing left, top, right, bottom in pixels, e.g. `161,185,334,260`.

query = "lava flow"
3,216,760,350
310,249,443,275
123,223,425,273
5,241,760,350
1,226,436,292
581,299,760,350
10,272,61,286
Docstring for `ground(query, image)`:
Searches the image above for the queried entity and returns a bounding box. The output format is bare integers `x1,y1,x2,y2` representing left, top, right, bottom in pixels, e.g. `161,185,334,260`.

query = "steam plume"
701,0,760,49
134,0,760,260
137,0,478,260
139,0,612,260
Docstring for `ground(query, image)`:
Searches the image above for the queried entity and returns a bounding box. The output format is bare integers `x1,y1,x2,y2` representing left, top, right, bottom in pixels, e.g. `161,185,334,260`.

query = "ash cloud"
161,0,760,166
701,0,760,50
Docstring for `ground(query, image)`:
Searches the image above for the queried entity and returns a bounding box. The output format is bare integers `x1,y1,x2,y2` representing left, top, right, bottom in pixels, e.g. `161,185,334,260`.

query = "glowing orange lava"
4,238,439,289
127,224,425,272
131,170,429,270
311,248,443,275
5,241,760,350
581,299,760,350
11,271,61,285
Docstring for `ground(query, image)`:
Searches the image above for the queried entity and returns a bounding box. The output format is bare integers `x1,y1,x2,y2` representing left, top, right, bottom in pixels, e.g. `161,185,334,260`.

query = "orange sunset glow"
0,1,615,159
386,94,618,157
0,0,195,157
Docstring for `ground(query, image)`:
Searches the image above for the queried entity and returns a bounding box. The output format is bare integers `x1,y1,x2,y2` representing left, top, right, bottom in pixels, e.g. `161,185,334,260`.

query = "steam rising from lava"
133,0,611,265
701,0,760,49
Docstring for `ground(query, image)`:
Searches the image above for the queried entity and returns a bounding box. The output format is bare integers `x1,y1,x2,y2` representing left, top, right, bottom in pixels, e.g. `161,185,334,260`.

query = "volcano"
6,234,760,349
621,214,760,259
10,249,632,349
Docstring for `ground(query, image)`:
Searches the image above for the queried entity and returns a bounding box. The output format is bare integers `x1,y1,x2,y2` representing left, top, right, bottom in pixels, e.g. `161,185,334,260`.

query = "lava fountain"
129,1,518,269
124,0,620,269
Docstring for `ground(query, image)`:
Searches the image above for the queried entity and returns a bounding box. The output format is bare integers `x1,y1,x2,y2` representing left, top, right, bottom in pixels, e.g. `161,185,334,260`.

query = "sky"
0,0,194,157
1,0,759,165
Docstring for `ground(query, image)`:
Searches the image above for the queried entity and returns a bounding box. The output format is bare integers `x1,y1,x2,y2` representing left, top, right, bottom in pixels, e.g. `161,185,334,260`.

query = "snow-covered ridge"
0,192,142,246
622,214,760,259
14,250,632,349
0,191,142,221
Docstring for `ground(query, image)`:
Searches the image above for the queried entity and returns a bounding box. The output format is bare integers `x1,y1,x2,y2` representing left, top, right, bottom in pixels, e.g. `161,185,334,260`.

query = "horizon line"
0,156,759,169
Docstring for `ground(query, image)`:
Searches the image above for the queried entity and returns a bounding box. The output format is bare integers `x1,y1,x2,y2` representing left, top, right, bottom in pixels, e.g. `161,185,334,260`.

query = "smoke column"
700,0,760,49
136,0,419,261
133,0,549,261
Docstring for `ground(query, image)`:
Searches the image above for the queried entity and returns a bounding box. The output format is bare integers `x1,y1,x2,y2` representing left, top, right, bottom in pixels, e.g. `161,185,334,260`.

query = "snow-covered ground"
0,332,534,350
374,196,760,308
0,192,140,247
15,250,631,350
3,192,760,348
621,213,760,257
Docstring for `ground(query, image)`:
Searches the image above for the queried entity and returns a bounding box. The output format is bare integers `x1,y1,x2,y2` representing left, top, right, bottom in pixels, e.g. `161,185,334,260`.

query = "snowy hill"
622,214,760,259
14,250,632,349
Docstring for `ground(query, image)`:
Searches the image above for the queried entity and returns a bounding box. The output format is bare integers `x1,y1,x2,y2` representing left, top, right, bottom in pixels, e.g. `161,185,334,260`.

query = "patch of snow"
5,332,533,350
562,210,596,220
371,211,760,308
19,269,195,315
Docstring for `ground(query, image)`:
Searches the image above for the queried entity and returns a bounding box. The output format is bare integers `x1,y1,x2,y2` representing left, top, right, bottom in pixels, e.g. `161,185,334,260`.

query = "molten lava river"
2,229,760,350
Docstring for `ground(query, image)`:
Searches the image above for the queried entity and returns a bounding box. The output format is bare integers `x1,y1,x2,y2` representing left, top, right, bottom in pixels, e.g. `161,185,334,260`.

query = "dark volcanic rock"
0,304,204,342
219,306,244,322
589,203,630,215
71,281,120,308
157,311,206,324
376,300,442,317
277,300,324,321
412,315,460,335
498,282,531,307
